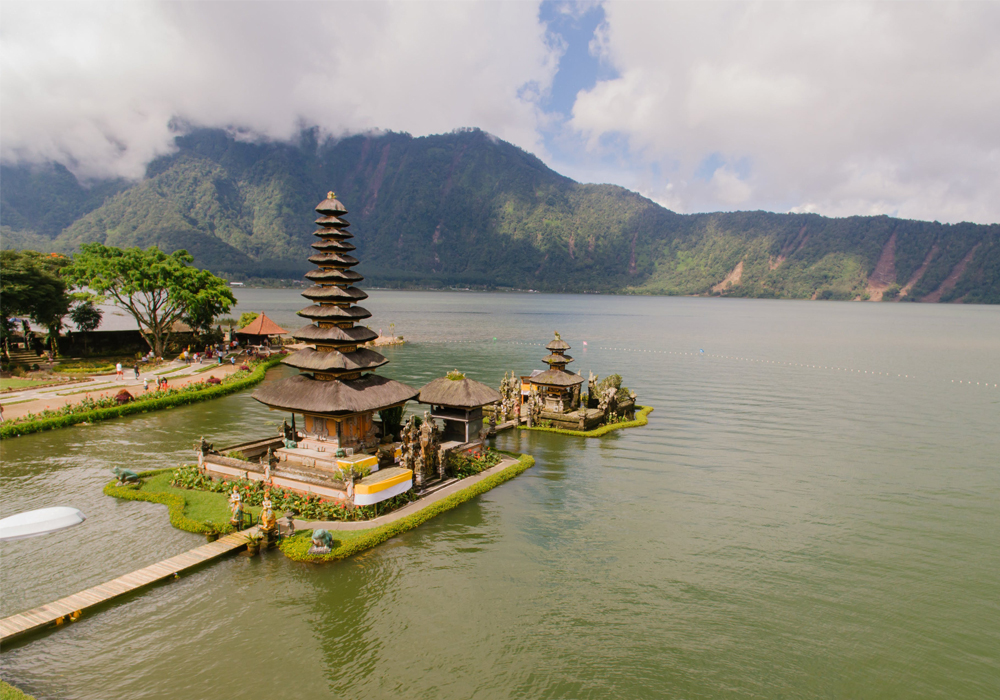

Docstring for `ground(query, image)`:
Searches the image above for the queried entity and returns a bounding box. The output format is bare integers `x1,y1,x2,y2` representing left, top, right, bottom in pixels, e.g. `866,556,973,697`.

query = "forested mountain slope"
2,128,998,303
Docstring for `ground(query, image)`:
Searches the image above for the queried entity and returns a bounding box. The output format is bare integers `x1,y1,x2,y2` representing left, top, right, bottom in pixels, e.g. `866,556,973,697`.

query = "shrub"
448,447,502,478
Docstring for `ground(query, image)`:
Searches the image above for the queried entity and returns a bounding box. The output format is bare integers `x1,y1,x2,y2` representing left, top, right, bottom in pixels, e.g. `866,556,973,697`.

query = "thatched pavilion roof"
311,239,356,252
296,304,372,321
418,375,501,408
546,332,571,352
282,347,387,372
307,252,359,266
252,374,418,415
293,324,378,344
315,194,348,216
305,268,364,283
530,369,585,387
314,216,349,227
543,353,573,365
236,313,287,336
301,285,368,302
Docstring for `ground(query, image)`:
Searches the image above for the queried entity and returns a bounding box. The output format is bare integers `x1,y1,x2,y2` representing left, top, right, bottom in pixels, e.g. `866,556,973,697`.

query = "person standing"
116,362,123,380
143,377,149,392
133,362,140,380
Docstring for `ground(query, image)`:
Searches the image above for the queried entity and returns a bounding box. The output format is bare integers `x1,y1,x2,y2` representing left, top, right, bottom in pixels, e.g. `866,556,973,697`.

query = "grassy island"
0,355,283,440
521,405,653,437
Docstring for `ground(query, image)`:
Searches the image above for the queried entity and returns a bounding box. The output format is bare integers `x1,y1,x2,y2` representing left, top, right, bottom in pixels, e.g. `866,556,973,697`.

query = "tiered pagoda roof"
530,332,585,387
252,193,418,415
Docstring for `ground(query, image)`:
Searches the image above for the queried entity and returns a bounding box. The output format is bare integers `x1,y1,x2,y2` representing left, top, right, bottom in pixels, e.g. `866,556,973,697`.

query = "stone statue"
363,421,379,451
419,412,434,471
588,372,599,409
488,411,497,436
197,436,214,455
260,455,271,484
311,529,334,551
259,491,277,536
280,419,294,442
113,466,139,486
228,487,244,527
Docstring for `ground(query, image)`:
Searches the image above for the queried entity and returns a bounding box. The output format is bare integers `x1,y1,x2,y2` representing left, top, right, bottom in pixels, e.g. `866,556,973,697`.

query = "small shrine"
235,313,287,350
522,332,605,431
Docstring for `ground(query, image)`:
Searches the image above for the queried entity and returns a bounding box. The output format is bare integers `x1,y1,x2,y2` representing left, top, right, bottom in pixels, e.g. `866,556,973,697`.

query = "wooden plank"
1,528,252,645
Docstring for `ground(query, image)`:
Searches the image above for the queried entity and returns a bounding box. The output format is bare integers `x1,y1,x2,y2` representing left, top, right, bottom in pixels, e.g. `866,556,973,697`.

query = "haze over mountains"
2,128,998,303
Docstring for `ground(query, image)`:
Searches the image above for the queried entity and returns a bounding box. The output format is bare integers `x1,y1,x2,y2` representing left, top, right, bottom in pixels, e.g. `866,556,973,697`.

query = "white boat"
0,507,87,542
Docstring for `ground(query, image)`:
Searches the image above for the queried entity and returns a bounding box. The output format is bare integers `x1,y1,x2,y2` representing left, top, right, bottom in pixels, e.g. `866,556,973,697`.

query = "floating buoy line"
410,338,998,389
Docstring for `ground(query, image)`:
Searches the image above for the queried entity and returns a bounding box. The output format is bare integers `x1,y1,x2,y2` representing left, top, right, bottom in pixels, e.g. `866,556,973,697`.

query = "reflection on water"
2,291,998,699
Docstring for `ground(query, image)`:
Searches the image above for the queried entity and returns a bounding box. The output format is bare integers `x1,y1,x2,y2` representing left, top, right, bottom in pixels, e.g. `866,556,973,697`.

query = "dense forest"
2,127,998,303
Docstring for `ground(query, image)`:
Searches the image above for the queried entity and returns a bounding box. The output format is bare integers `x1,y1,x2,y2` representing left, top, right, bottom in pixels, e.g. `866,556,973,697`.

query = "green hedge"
103,468,233,535
0,680,37,700
280,453,535,563
520,405,653,437
0,355,283,440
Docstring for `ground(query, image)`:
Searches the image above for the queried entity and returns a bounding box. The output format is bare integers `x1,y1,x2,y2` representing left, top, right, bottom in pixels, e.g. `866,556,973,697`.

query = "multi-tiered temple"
253,193,418,456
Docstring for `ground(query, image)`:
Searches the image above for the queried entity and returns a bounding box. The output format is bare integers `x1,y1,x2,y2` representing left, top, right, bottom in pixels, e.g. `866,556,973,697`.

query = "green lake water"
1,290,998,699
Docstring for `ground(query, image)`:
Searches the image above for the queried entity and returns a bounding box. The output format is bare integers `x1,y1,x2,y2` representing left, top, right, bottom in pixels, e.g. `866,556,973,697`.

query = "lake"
1,290,998,699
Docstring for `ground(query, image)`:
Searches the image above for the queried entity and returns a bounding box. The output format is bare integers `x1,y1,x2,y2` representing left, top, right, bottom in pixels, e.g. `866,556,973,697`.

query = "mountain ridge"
2,127,997,303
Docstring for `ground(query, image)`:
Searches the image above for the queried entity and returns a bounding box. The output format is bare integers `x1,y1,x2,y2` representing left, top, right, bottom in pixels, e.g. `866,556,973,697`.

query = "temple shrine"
522,332,605,431
200,193,420,505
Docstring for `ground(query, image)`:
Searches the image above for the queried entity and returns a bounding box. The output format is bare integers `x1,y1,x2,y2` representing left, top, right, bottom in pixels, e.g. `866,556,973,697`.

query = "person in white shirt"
116,362,123,380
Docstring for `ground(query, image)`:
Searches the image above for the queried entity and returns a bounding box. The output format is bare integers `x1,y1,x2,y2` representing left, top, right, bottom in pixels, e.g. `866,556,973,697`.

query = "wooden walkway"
0,528,252,645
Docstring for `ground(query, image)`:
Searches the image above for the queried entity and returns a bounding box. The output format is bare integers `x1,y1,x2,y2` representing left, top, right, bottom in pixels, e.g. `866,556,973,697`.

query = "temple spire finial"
327,191,335,199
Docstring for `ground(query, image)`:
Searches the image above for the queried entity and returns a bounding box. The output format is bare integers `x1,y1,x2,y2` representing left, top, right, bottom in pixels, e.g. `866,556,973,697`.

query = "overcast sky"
2,1,998,224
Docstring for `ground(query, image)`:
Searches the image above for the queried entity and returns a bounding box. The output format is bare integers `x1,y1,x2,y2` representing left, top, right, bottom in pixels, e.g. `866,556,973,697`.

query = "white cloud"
0,1,559,179
569,1,1000,223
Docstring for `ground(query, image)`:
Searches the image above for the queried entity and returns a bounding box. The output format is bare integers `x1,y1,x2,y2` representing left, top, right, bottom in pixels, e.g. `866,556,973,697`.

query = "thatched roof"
529,369,584,387
236,313,287,336
283,347,388,372
314,216,349,227
305,268,364,283
307,253,359,266
311,239,356,252
543,353,573,365
546,332,571,351
418,376,501,408
314,230,351,239
315,194,348,216
297,304,372,321
252,373,418,415
293,324,378,344
301,285,368,302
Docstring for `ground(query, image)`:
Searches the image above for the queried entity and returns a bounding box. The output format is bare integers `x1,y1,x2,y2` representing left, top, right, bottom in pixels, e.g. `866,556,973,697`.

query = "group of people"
114,362,140,381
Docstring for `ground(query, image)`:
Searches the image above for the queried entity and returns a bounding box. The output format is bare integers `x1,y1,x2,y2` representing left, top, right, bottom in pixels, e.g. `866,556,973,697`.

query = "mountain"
2,128,998,303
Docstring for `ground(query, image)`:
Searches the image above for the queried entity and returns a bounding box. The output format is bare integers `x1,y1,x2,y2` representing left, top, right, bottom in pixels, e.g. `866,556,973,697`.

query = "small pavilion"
419,371,502,444
235,313,287,351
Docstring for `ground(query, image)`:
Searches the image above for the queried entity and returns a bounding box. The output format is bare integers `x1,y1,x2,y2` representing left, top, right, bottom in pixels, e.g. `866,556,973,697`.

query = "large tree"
65,244,236,357
0,250,71,359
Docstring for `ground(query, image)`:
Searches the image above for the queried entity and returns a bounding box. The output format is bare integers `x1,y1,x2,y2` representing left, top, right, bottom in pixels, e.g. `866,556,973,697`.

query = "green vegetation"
280,453,535,563
0,355,282,439
64,243,236,357
0,249,71,359
0,679,37,700
2,128,996,302
448,447,503,478
522,405,654,437
169,465,416,522
103,469,249,535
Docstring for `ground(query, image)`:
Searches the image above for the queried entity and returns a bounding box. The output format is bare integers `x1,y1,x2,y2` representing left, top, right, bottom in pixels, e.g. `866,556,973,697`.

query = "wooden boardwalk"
0,529,252,645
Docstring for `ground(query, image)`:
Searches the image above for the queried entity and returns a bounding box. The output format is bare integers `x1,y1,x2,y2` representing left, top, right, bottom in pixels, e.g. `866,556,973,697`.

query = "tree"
237,312,259,330
0,250,71,359
64,244,236,357
69,300,103,355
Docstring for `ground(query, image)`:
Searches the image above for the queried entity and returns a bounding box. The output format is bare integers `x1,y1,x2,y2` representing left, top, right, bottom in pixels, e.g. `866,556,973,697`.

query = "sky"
2,0,998,224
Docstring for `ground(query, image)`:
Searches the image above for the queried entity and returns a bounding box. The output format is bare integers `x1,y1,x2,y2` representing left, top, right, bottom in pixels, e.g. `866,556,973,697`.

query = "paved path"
0,355,244,420
0,527,254,646
297,457,520,531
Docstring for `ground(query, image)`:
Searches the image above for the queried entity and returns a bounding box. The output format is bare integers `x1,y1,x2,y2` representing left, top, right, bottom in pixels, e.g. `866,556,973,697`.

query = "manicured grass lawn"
143,471,260,528
0,377,47,391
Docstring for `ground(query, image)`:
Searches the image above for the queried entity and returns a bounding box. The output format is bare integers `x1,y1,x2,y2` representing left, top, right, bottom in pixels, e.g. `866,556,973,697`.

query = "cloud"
0,1,559,179
568,1,1000,223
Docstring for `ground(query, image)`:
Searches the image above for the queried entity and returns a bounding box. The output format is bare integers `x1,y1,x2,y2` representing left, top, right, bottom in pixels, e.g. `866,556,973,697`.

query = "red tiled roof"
236,313,287,336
